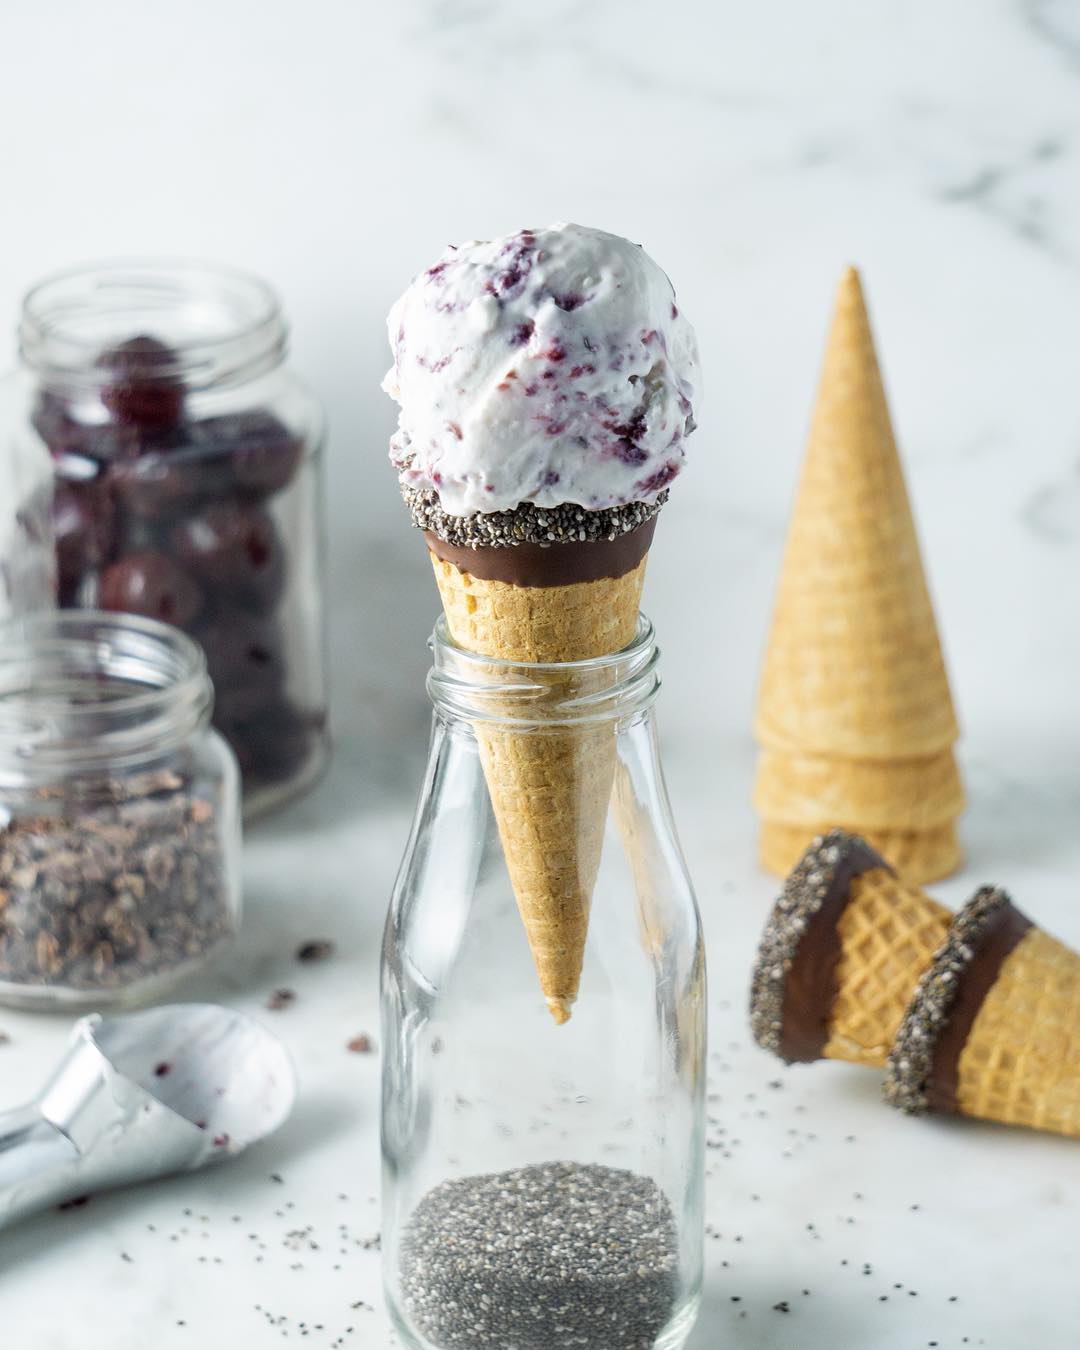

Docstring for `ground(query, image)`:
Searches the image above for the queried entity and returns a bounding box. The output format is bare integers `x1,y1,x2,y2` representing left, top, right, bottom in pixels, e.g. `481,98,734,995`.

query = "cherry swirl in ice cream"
382,223,700,519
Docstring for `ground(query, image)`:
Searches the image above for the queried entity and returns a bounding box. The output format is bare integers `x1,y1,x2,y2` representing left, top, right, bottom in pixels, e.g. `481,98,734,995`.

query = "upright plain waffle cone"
759,818,962,886
755,268,959,761
431,552,648,1024
751,831,951,1067
888,888,1080,1139
754,747,965,833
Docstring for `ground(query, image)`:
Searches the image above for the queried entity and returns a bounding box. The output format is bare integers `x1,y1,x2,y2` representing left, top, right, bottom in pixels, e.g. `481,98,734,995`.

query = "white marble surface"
2,0,1080,1345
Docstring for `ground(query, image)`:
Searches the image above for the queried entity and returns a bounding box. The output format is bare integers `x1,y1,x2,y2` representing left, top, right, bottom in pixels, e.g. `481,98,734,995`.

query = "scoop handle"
0,1103,81,1230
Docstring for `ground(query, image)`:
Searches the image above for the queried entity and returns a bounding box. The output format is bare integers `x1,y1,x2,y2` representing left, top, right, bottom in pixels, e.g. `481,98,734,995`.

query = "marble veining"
0,1,1079,1346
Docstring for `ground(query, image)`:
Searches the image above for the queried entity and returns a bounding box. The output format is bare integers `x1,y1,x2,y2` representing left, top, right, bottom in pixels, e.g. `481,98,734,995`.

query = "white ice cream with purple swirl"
382,223,699,517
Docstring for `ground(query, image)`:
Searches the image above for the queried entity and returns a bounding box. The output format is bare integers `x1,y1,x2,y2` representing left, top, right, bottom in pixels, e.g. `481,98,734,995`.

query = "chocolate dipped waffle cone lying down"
750,830,951,1068
752,830,1080,1139
886,887,1080,1138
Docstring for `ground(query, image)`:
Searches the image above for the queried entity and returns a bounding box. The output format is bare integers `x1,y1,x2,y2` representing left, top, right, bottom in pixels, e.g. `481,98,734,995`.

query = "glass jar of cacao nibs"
2,262,329,818
0,610,241,1010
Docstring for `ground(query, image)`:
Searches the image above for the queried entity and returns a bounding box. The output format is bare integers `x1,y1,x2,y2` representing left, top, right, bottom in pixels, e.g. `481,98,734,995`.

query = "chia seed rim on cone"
885,886,1031,1117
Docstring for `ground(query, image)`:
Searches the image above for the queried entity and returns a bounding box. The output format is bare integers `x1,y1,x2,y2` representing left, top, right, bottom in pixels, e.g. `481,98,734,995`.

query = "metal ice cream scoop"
0,1003,296,1229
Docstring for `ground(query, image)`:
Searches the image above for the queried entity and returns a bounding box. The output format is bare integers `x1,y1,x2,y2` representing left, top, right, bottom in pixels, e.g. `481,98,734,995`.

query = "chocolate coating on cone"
750,830,890,1063
885,887,1031,1115
426,515,656,587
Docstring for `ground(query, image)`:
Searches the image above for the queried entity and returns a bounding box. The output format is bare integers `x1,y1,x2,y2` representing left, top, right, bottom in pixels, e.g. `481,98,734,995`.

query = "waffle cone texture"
431,551,648,1024
759,819,962,887
886,888,1080,1139
750,831,951,1067
754,268,963,880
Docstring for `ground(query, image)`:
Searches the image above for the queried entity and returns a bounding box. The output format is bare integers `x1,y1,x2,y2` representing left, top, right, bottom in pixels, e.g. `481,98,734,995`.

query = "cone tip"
547,997,573,1026
837,263,864,301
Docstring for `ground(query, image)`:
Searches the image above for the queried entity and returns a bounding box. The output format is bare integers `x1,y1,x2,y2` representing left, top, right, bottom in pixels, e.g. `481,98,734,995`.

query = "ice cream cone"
887,887,1080,1139
759,818,962,885
754,748,964,833
383,223,700,1025
431,544,649,1024
755,266,960,761
750,830,952,1067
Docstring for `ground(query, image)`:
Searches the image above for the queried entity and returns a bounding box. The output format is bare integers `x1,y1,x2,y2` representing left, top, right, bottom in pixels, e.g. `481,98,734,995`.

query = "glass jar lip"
19,260,287,391
0,610,212,777
432,612,657,674
428,612,661,725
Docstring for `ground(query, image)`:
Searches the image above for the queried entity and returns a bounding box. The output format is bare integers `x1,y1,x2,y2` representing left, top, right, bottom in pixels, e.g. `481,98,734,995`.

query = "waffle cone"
431,550,648,1024
760,818,962,885
955,927,1080,1137
750,831,952,1068
824,866,951,1068
754,747,965,832
755,267,959,761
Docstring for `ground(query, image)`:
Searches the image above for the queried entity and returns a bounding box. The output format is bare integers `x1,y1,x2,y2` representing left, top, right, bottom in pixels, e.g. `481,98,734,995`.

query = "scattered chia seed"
267,987,296,1011
884,886,1012,1115
398,1161,679,1350
401,481,666,550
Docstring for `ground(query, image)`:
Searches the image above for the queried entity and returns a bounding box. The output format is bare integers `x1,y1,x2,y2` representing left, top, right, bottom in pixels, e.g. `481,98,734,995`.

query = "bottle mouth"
427,614,661,725
20,261,287,393
0,611,212,780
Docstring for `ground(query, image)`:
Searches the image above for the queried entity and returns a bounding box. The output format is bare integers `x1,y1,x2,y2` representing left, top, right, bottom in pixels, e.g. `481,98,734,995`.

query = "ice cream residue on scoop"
382,223,700,517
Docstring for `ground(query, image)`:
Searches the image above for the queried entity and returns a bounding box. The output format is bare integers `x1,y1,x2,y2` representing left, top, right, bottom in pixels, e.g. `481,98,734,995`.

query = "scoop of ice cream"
382,223,699,517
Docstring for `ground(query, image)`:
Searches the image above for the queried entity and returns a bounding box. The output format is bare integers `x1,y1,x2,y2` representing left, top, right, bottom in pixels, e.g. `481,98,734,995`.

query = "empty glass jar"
382,615,705,1350
0,610,241,1010
1,262,329,817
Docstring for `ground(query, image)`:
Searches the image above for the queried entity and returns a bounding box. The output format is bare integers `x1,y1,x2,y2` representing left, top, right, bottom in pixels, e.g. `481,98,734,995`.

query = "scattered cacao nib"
267,988,296,1011
296,940,335,963
347,1034,375,1054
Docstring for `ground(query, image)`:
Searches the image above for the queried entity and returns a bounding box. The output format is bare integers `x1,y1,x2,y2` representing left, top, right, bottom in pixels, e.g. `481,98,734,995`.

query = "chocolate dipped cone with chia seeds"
382,224,700,1023
750,830,952,1068
886,887,1080,1139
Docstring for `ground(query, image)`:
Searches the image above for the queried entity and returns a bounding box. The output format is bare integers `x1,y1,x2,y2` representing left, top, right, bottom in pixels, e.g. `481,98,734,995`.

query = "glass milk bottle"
382,614,705,1350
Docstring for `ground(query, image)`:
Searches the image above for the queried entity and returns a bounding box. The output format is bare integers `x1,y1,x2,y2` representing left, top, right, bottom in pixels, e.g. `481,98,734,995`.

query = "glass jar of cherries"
0,263,329,817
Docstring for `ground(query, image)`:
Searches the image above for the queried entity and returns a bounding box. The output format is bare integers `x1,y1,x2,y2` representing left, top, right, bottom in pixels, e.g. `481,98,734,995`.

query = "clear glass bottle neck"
18,262,288,396
0,612,213,785
426,613,661,729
